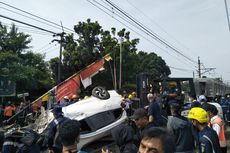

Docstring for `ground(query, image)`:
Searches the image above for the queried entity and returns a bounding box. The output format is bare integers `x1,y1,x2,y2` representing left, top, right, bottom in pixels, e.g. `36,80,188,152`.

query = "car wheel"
92,86,110,100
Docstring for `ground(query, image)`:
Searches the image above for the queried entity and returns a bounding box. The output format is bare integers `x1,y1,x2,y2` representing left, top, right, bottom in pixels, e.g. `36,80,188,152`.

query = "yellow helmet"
83,96,89,100
169,81,177,86
128,94,133,100
188,107,209,123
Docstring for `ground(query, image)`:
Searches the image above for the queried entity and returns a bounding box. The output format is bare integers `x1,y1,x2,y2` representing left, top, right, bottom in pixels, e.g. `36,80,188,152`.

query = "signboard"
17,92,29,98
0,75,16,97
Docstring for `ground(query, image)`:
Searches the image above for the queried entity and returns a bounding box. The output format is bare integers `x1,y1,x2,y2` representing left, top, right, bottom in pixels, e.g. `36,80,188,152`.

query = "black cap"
130,108,148,120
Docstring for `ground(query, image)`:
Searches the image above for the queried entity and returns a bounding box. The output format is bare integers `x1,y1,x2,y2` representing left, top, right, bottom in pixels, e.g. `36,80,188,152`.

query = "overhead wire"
0,1,75,33
39,44,58,54
0,14,56,34
125,0,193,53
2,22,53,36
88,0,197,70
103,0,197,65
0,6,63,32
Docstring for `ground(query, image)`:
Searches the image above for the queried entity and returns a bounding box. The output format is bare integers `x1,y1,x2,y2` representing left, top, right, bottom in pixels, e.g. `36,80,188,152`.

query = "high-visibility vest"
210,116,227,147
4,106,14,117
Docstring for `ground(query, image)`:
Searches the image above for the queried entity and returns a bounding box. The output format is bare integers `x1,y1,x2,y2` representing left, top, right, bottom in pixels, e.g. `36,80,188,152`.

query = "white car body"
35,90,127,149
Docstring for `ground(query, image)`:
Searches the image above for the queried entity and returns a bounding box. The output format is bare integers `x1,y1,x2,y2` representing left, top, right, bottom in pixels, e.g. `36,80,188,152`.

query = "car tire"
92,86,110,100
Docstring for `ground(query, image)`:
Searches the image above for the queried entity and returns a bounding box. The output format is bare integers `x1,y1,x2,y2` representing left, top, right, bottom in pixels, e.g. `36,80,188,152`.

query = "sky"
0,0,230,83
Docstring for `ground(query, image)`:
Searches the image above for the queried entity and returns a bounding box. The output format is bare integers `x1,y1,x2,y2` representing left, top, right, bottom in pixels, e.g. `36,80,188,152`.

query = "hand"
48,149,54,153
101,147,112,153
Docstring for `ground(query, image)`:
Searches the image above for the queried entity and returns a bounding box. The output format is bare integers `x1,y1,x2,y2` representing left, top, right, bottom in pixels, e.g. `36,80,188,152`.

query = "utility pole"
52,32,65,84
224,0,230,31
119,37,124,90
197,56,216,78
113,49,117,90
198,56,201,78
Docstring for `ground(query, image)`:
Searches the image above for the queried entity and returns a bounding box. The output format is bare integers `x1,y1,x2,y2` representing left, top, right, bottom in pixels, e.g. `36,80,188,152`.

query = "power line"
104,0,197,64
0,1,75,33
88,0,197,69
2,22,53,36
0,14,56,34
169,66,193,72
125,0,193,53
0,6,63,32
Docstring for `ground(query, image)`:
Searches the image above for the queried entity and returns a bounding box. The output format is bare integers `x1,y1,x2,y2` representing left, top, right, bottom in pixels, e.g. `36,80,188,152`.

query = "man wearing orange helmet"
70,94,79,104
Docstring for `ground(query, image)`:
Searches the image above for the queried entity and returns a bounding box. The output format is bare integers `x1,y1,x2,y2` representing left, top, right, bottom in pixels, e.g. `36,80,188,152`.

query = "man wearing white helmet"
198,95,207,106
60,96,70,106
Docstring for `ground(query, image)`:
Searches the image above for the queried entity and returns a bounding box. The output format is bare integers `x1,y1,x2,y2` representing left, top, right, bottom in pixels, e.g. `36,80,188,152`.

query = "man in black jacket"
111,124,137,153
130,108,155,146
167,103,194,153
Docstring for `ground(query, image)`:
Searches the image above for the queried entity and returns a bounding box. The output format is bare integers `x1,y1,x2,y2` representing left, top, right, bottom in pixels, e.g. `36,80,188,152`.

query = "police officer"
188,107,221,153
47,106,69,153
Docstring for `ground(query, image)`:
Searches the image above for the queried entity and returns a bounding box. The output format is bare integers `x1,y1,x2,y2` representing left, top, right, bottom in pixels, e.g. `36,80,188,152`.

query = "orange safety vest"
4,106,15,117
209,116,227,147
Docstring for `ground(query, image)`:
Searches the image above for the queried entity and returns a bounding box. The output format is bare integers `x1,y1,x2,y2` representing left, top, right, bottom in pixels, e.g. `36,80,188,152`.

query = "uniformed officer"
47,106,69,153
188,107,222,153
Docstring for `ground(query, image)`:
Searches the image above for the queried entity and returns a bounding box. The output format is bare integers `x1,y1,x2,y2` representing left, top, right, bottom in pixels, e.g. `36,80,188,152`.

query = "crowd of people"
0,85,229,153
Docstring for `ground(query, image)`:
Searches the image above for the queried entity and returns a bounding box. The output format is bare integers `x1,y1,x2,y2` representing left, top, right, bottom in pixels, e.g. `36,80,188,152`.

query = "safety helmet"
83,96,89,99
188,107,209,123
72,94,77,99
64,96,69,100
198,95,206,102
128,94,133,100
169,81,177,85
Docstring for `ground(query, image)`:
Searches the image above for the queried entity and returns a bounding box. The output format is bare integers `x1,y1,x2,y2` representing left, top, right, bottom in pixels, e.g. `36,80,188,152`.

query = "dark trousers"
221,147,227,153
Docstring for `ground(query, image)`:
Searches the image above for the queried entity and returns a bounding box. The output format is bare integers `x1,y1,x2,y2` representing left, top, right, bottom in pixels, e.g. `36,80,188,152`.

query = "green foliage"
50,19,171,91
0,23,31,54
0,23,53,96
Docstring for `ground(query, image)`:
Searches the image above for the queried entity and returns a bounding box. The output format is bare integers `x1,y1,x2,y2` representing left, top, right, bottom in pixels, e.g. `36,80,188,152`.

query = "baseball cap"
130,108,148,120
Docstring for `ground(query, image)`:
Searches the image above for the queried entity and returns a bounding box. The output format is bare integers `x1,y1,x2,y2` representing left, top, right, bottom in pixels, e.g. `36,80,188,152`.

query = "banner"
56,75,81,102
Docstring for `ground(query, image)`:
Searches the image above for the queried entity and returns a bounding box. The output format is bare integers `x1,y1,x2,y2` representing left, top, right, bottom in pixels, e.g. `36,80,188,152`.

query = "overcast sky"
1,0,230,83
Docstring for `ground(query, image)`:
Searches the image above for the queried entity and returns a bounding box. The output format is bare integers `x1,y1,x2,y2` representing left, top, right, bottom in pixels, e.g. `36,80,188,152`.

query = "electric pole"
52,32,65,84
198,56,201,78
224,0,230,31
119,37,123,90
197,56,216,78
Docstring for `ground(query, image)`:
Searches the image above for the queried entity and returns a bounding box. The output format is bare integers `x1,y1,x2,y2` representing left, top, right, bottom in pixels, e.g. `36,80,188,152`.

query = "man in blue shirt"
47,106,68,153
147,93,164,126
188,107,221,153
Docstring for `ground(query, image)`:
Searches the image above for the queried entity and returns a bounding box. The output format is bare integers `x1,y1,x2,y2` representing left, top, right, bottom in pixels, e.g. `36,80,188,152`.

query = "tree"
0,23,53,98
0,23,31,55
50,19,171,91
137,51,171,79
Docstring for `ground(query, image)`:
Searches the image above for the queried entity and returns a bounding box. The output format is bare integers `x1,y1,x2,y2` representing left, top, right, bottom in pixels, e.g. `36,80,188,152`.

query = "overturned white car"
34,87,127,149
